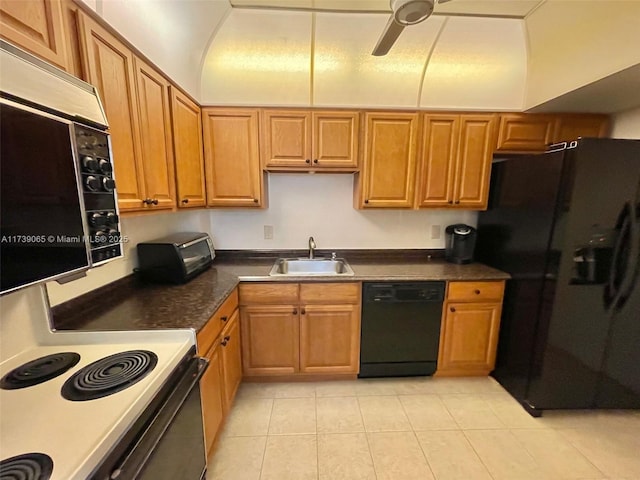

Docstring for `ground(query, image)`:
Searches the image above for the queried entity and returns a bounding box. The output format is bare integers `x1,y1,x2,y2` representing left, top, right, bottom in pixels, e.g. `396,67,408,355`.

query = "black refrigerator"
477,138,640,416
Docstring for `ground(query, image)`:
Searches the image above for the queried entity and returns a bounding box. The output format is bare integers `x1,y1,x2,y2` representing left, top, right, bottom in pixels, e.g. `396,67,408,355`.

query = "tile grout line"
458,429,500,480
258,398,276,479
358,396,379,480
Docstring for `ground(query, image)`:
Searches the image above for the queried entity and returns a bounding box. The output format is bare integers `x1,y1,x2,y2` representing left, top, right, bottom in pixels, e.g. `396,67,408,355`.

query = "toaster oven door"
178,238,213,277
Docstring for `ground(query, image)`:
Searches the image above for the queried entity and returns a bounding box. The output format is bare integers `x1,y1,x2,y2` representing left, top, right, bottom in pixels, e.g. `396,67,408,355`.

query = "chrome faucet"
308,236,316,259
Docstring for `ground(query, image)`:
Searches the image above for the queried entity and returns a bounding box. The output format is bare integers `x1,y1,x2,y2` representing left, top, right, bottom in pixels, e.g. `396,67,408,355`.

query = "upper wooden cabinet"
0,0,70,71
417,113,496,209
202,108,264,207
170,87,206,208
357,112,419,208
262,109,359,171
553,114,609,143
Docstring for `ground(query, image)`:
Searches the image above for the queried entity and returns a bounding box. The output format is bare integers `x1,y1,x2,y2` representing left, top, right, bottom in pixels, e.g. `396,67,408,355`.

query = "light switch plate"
264,225,274,240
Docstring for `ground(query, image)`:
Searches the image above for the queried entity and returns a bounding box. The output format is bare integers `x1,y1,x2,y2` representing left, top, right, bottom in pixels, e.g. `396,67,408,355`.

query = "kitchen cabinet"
417,113,496,209
262,109,359,171
170,87,206,208
0,0,70,71
202,108,264,207
437,281,505,376
196,288,241,458
239,282,361,377
553,114,609,143
357,112,419,208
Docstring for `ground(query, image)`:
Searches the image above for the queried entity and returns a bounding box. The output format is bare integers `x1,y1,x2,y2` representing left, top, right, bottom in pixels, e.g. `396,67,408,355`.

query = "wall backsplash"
207,174,478,250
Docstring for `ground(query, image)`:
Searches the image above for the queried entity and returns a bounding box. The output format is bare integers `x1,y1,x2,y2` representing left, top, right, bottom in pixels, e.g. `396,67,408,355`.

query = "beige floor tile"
367,431,434,480
416,430,492,480
358,395,412,432
223,397,273,436
318,433,376,480
260,435,317,480
539,409,640,430
316,396,365,433
430,376,505,394
399,394,458,431
478,392,547,428
440,394,506,429
272,382,317,398
390,377,439,395
354,378,398,395
315,380,358,397
236,383,280,399
559,426,640,479
207,436,266,480
464,429,550,480
268,397,316,434
511,428,604,479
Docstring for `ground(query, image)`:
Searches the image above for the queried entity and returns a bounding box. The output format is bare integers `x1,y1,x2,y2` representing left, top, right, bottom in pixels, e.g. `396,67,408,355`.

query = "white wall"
610,106,640,140
208,174,477,249
46,210,211,306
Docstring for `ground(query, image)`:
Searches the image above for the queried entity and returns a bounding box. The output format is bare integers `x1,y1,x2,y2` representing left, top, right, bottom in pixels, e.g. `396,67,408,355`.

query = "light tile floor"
206,377,640,480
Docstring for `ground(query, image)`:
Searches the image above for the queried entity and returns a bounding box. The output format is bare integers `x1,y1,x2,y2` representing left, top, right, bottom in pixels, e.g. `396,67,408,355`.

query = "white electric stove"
0,286,206,480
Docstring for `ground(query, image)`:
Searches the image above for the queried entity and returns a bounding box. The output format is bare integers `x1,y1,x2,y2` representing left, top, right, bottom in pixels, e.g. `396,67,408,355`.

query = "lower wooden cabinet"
437,281,505,376
200,340,224,458
219,309,243,412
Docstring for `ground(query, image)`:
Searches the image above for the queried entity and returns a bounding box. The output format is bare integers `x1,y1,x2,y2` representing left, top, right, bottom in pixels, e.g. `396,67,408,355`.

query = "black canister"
445,224,477,264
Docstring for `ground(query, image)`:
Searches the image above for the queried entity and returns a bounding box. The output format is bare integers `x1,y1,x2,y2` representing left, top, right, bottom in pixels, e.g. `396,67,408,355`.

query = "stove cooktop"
0,353,80,390
0,452,54,480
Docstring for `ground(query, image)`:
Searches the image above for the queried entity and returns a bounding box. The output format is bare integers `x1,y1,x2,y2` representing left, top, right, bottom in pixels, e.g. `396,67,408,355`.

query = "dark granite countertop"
53,250,509,334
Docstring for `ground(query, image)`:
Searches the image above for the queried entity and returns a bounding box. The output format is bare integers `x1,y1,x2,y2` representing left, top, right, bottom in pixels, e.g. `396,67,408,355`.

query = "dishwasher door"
359,282,445,378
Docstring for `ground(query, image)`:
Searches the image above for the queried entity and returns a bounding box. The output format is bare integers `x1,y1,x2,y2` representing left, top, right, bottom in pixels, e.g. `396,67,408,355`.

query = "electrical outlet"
264,225,273,240
431,225,441,240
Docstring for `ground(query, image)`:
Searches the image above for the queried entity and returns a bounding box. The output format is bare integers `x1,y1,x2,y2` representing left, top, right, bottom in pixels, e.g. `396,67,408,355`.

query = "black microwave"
136,233,215,284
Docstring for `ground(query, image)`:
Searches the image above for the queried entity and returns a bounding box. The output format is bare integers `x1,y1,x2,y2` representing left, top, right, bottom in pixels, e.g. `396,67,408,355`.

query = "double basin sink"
269,257,355,277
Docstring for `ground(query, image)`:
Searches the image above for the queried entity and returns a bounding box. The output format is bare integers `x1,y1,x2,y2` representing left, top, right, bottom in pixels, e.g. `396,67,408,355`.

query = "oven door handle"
109,357,209,480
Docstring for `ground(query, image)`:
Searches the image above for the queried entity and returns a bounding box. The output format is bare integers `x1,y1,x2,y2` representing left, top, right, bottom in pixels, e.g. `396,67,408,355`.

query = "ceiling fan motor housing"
391,0,435,25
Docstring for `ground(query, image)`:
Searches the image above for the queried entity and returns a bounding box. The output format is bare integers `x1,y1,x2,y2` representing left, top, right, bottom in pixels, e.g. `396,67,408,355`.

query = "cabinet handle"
143,198,152,205
253,198,259,203
152,198,159,205
364,199,369,204
301,307,306,315
474,289,481,295
220,315,228,322
181,198,189,204
305,159,311,164
450,307,456,313
448,200,453,205
293,309,298,314
454,200,460,205
313,159,318,164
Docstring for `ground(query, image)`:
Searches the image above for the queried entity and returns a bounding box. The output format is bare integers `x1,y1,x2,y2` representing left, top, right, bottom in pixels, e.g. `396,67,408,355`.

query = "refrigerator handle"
603,202,629,309
613,201,640,312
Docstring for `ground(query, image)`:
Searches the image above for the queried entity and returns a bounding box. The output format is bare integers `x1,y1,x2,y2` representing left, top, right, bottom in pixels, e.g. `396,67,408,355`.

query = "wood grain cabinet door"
453,114,496,209
438,302,502,375
312,111,359,169
219,309,242,413
299,304,360,374
200,340,225,458
262,110,311,168
203,108,263,207
77,12,145,212
359,112,419,208
170,87,206,208
495,113,555,152
553,114,609,143
240,305,299,376
416,114,459,207
0,0,69,70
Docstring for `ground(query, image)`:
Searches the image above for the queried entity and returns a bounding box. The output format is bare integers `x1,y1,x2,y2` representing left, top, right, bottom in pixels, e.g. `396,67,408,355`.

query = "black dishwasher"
359,282,445,377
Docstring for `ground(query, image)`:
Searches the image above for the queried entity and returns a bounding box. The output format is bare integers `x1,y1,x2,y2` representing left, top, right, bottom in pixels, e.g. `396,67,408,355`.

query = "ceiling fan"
374,0,491,56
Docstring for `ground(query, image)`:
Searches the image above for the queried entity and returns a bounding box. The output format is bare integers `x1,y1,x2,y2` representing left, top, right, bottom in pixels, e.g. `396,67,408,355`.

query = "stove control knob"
102,178,116,192
82,156,98,172
92,229,107,245
99,158,113,174
90,212,107,227
85,175,100,192
106,212,119,226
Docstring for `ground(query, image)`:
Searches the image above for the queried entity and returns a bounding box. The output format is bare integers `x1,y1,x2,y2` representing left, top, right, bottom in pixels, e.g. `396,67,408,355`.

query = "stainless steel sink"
269,258,355,276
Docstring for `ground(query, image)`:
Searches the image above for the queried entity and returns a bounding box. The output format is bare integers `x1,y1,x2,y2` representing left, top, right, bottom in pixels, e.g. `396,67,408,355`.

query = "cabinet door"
359,112,419,208
438,302,502,375
240,305,299,375
495,114,555,152
553,114,609,143
203,108,263,207
200,341,224,458
134,58,176,210
220,309,242,412
0,0,69,70
77,12,145,212
454,114,496,209
170,87,206,208
312,111,359,169
299,304,360,374
416,114,459,207
262,110,311,168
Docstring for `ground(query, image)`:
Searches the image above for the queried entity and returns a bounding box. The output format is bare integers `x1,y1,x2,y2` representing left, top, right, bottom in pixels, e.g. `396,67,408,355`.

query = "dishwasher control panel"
364,282,445,303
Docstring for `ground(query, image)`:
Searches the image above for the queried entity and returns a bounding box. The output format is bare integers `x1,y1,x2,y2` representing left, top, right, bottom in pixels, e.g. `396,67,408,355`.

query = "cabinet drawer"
197,288,239,354
447,281,504,302
239,283,299,305
300,282,361,304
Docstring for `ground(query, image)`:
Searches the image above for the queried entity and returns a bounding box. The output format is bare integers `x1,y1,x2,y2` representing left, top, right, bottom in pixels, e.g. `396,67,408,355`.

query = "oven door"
101,356,209,480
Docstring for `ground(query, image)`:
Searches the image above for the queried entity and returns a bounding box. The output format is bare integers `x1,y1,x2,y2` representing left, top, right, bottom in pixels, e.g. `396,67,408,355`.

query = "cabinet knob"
253,198,259,203
143,198,152,205
301,307,306,315
151,198,159,205
225,335,231,341
474,289,481,295
448,200,453,205
181,198,189,204
305,159,311,164
364,199,369,204
313,159,318,164
455,200,460,204
450,307,456,313
220,315,228,322
293,309,298,315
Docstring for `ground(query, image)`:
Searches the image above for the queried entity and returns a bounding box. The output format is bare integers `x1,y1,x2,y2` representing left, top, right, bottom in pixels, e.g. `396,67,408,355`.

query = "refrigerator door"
526,138,640,410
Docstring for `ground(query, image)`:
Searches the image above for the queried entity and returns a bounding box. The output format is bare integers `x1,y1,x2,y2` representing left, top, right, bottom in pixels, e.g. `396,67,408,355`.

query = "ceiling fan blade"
372,15,406,56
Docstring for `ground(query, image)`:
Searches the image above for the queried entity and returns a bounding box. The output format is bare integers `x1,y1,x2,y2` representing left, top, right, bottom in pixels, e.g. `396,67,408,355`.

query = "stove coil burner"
61,350,158,401
0,453,53,480
0,353,80,390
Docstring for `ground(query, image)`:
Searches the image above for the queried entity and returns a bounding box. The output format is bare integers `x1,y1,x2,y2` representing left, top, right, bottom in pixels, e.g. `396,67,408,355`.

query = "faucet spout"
308,236,316,259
